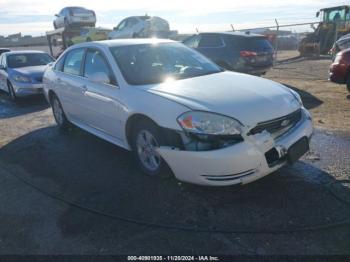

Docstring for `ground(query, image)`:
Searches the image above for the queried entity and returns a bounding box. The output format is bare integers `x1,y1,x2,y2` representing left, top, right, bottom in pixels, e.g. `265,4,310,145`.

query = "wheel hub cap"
136,130,161,172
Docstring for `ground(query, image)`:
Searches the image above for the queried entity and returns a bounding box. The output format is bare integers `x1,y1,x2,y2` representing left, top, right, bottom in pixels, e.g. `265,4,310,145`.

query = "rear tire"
347,75,350,93
130,120,170,177
51,94,70,129
7,82,17,101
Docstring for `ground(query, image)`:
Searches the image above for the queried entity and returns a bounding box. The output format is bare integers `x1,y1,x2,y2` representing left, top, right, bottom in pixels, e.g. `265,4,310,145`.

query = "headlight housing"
288,89,303,106
177,111,242,136
177,111,243,151
13,75,31,83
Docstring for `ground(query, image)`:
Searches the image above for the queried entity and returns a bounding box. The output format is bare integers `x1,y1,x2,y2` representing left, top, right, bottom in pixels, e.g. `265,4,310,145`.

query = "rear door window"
230,37,273,52
183,35,201,48
63,48,85,76
198,35,224,48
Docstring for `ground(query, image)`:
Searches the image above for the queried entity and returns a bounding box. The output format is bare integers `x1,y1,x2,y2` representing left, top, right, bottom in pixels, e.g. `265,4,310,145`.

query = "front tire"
131,120,169,177
347,75,350,93
7,82,17,101
51,94,69,129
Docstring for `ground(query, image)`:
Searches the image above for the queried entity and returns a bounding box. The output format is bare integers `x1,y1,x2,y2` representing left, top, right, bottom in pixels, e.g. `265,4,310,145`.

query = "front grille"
249,109,302,137
32,76,43,83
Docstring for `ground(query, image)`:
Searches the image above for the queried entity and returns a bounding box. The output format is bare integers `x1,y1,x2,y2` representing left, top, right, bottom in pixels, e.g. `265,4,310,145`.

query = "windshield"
110,42,222,85
323,8,347,22
7,53,53,68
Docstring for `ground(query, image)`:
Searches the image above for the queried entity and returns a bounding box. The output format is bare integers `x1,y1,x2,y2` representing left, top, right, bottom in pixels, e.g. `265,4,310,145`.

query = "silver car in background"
53,6,96,29
108,16,174,39
0,51,54,101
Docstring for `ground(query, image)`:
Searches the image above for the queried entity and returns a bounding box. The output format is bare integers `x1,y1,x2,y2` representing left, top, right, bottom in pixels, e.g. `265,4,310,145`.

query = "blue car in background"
183,32,274,76
0,51,54,101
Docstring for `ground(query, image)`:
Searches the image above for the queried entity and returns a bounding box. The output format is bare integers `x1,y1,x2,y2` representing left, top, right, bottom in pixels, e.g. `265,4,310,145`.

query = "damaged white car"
43,39,313,186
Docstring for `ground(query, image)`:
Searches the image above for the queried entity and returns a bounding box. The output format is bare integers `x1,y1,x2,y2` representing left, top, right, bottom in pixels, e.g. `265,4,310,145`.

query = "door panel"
0,56,7,91
80,49,123,139
57,48,86,122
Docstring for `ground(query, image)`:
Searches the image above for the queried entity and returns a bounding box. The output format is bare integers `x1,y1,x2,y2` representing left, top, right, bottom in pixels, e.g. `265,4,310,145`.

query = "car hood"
140,71,301,127
11,65,47,76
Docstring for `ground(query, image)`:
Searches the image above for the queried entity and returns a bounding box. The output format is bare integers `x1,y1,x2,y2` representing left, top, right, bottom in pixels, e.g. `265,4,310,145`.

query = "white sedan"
43,39,313,186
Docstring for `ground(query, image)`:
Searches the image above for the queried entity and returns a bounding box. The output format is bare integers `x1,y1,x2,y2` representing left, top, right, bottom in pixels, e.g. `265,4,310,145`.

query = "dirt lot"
0,53,349,256
267,56,350,133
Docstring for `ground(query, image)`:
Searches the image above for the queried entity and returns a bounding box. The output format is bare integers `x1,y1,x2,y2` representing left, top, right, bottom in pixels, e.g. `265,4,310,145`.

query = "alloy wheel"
136,130,162,173
52,98,64,125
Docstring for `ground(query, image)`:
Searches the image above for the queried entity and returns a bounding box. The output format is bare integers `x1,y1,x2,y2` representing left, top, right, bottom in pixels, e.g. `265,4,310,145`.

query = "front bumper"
158,108,313,186
12,82,44,97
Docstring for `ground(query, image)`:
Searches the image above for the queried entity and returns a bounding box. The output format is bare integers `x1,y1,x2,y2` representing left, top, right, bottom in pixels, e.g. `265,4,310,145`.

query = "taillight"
334,53,343,64
240,51,257,58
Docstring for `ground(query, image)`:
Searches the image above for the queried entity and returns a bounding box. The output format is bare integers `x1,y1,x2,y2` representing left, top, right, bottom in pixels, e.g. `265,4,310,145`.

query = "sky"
0,0,349,36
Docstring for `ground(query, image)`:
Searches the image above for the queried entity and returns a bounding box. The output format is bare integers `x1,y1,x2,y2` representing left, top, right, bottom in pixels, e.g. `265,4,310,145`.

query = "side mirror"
89,72,111,85
55,14,59,17
0,65,6,70
316,11,320,18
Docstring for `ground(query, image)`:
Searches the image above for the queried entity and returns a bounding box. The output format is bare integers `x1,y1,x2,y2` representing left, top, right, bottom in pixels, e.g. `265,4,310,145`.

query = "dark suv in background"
183,32,274,75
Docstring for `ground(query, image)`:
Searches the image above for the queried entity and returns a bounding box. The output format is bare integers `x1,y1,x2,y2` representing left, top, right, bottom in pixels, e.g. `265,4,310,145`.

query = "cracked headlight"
13,75,31,83
177,111,242,136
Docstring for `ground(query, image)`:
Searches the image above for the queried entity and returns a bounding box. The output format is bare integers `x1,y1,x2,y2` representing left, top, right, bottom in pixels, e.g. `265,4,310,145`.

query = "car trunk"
233,36,274,68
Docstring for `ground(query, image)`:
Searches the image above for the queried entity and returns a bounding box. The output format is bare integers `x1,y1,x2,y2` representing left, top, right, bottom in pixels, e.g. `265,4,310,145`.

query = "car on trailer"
69,27,112,45
53,6,96,29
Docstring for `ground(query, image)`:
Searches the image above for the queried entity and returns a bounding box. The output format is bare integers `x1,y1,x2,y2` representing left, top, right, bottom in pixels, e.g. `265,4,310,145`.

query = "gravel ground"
267,57,350,132
0,55,349,256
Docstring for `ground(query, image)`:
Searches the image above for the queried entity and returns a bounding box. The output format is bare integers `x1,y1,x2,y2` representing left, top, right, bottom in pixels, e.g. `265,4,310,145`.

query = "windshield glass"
323,8,347,22
110,42,222,85
7,53,53,68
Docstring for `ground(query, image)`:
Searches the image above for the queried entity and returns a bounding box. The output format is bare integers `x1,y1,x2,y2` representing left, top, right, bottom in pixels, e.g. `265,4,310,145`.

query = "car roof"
197,32,265,38
72,38,175,49
65,6,89,10
4,50,47,55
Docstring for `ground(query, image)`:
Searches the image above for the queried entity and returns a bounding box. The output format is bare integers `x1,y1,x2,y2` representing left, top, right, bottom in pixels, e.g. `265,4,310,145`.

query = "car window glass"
127,18,138,27
63,48,84,75
116,20,127,31
7,53,53,68
54,54,65,71
183,35,201,48
231,37,273,52
84,49,113,84
110,42,221,85
199,35,223,48
81,29,89,36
